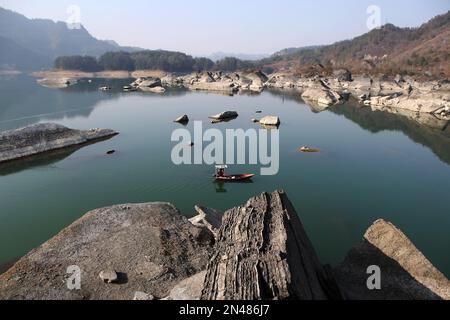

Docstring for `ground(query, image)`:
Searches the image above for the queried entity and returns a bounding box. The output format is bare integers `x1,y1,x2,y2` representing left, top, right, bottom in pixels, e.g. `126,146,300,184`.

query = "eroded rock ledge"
0,123,118,163
201,191,339,300
0,191,448,300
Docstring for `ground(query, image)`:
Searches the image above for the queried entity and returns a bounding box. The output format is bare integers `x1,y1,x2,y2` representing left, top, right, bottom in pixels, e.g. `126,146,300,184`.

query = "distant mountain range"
0,7,141,70
1,6,449,78
264,10,450,77
205,52,270,62
271,46,323,57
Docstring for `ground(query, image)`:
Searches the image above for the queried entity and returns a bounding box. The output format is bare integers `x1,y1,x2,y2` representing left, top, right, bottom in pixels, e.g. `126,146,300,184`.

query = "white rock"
133,291,155,300
259,116,280,126
99,270,118,283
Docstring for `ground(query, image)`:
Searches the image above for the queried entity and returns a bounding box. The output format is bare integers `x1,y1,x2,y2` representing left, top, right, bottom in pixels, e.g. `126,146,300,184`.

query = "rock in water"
0,123,118,163
201,190,338,300
259,116,280,126
131,77,162,88
299,146,320,153
140,86,166,93
209,111,238,120
174,115,189,123
301,88,342,107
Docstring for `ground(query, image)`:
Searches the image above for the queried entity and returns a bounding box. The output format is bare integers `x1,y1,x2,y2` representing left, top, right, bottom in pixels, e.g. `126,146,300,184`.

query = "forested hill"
262,10,450,78
54,51,256,73
0,7,140,70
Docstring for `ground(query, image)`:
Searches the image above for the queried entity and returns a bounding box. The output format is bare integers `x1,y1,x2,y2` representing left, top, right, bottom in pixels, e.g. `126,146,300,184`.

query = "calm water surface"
1,75,449,275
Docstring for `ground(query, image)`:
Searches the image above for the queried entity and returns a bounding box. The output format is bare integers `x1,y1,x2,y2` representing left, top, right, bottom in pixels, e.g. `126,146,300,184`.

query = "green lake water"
1,75,449,276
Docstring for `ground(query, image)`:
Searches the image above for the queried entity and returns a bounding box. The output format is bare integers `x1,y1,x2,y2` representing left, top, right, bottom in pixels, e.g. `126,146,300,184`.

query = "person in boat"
215,165,228,178
217,168,225,177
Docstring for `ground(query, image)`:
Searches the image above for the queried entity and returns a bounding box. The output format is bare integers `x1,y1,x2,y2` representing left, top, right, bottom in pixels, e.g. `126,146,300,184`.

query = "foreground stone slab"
0,123,118,163
201,190,339,300
1,191,448,300
163,271,207,300
333,219,450,300
0,203,213,300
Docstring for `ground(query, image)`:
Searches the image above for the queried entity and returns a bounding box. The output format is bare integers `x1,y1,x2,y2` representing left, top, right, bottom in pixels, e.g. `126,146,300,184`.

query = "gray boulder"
174,115,189,123
333,219,450,300
259,116,280,127
209,111,239,120
0,123,118,163
301,88,342,107
0,203,214,300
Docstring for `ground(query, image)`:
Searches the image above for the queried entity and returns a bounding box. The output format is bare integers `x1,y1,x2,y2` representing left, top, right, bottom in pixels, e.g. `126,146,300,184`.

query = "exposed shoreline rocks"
131,77,166,93
266,71,450,117
33,69,450,121
37,77,78,89
0,190,448,300
0,123,118,164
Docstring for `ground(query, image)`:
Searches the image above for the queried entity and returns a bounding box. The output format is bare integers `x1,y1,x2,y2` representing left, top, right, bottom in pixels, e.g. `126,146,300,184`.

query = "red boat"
215,173,255,182
214,165,254,182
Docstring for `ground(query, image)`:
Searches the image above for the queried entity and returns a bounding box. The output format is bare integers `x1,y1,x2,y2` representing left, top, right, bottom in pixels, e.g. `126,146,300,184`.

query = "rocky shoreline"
1,190,448,300
0,123,118,164
35,69,450,122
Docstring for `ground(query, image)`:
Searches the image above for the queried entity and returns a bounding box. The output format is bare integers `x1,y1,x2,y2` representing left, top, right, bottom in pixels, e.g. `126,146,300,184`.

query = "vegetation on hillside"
54,50,256,73
260,11,450,78
71,11,445,77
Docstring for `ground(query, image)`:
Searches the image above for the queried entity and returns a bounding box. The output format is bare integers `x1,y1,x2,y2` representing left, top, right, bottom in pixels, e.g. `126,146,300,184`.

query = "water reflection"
0,76,191,131
267,89,450,166
329,103,450,166
214,180,254,193
0,76,123,130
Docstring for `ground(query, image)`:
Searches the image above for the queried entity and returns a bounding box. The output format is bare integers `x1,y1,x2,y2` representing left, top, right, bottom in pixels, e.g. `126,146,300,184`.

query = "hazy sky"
0,0,449,55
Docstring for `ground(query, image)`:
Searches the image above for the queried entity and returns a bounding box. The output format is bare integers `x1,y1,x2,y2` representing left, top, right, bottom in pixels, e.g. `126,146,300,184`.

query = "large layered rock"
181,71,269,94
0,203,214,300
366,91,450,117
188,72,238,93
0,123,118,163
130,77,166,93
131,77,162,88
333,219,450,300
301,87,342,107
242,71,269,92
201,191,339,300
